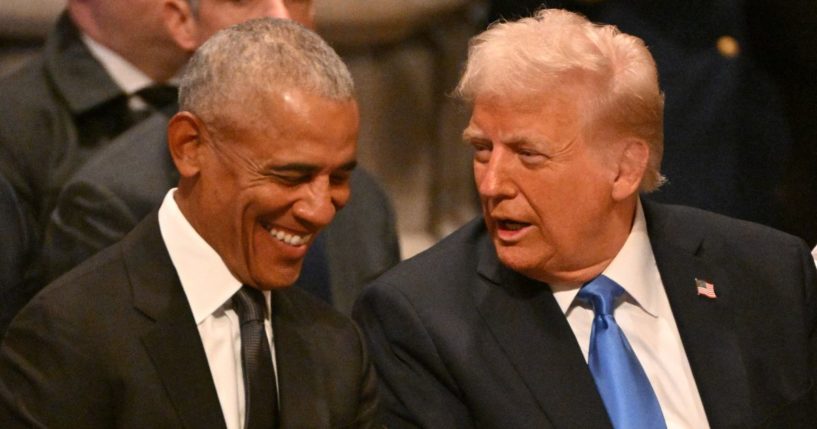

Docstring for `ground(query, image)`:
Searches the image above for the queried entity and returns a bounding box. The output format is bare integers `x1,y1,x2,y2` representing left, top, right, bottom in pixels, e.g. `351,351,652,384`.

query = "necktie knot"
578,274,667,428
577,274,625,316
135,84,178,111
233,286,267,325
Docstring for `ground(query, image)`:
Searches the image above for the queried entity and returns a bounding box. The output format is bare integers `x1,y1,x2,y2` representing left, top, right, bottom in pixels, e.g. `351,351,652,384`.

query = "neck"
538,196,638,285
68,4,187,82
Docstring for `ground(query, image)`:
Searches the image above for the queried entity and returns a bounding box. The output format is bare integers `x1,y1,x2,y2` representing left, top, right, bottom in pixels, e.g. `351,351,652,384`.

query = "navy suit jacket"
354,200,817,428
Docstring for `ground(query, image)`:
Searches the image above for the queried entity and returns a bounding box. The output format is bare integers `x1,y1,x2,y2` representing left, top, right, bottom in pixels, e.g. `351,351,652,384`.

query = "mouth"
497,219,530,231
491,216,532,242
262,222,313,247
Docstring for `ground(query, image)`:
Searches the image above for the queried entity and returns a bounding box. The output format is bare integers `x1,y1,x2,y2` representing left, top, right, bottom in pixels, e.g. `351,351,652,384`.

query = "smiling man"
354,9,817,429
0,19,376,428
0,0,318,333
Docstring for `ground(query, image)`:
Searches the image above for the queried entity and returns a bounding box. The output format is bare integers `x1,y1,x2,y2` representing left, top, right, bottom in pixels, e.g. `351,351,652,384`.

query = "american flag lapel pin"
695,278,717,299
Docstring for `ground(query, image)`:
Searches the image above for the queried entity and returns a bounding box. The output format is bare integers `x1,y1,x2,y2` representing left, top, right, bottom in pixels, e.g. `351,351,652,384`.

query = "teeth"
269,227,311,246
500,220,526,231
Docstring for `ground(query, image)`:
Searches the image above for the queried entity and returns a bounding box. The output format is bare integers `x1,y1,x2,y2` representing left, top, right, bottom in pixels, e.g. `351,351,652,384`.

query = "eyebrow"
462,127,487,144
462,127,547,148
270,160,358,174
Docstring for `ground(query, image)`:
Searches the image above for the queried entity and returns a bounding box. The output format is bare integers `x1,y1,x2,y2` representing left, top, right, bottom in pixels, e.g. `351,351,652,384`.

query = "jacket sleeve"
0,291,113,427
41,179,139,282
353,282,475,429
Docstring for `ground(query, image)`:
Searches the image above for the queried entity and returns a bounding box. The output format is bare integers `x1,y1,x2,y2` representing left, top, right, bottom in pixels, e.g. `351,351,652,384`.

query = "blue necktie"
577,275,666,429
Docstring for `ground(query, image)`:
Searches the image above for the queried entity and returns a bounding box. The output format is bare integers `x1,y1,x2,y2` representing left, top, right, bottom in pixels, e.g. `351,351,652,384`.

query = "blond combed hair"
457,9,666,192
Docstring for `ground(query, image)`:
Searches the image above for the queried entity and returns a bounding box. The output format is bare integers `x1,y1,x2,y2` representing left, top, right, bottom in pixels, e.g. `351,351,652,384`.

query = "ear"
163,0,199,52
167,111,205,179
611,137,649,201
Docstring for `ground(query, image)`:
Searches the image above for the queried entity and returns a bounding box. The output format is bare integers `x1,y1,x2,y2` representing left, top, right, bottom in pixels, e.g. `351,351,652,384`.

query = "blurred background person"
0,173,33,333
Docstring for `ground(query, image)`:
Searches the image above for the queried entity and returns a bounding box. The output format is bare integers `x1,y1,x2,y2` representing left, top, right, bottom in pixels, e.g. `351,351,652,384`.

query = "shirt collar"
551,198,662,317
81,33,154,95
158,189,244,324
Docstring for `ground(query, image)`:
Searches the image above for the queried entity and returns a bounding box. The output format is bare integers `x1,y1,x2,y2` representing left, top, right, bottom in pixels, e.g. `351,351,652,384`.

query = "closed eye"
469,140,492,163
517,148,547,165
270,172,312,186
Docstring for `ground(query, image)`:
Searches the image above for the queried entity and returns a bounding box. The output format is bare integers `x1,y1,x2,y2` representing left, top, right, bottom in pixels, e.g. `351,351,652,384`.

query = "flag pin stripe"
695,278,717,299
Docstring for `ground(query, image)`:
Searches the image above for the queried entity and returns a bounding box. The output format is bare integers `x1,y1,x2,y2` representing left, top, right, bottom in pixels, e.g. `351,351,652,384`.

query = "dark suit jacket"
36,112,400,319
0,212,378,428
0,12,135,233
0,12,167,308
354,200,817,428
0,174,33,334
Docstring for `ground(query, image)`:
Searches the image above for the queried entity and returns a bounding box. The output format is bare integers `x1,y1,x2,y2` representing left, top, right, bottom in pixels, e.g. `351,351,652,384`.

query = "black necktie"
135,84,178,111
232,286,279,429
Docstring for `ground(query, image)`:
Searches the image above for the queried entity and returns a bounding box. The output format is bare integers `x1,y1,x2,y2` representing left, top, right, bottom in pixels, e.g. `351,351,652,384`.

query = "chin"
495,247,548,281
251,266,303,290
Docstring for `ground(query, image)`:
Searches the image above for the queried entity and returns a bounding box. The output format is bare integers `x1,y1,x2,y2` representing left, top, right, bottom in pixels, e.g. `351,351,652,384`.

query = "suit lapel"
473,234,612,428
124,214,228,429
644,201,751,428
271,289,327,428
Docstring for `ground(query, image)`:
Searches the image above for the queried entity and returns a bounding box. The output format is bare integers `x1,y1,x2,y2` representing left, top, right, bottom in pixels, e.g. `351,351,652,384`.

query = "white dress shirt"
82,33,179,112
81,33,155,111
158,189,278,429
550,200,710,428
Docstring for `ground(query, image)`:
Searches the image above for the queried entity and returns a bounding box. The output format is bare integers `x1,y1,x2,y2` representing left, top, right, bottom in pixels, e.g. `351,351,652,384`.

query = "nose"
476,148,516,200
293,176,348,229
262,0,292,20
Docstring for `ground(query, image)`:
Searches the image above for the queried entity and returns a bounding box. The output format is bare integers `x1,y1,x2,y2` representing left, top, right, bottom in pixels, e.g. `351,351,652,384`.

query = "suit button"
716,35,740,58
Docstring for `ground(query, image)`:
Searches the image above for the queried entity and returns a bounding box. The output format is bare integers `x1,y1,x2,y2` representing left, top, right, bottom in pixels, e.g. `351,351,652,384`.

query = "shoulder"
0,57,52,105
356,217,489,315
644,200,815,298
63,113,174,195
276,286,364,344
644,199,806,250
378,216,486,285
16,242,131,327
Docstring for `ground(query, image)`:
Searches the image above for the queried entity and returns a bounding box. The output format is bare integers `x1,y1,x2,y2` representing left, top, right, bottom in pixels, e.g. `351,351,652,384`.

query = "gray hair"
187,0,199,14
457,9,665,192
179,17,354,127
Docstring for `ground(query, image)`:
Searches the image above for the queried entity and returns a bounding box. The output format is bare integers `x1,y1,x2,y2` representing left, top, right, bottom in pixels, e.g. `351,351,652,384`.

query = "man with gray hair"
355,9,817,428
0,0,324,333
0,18,377,428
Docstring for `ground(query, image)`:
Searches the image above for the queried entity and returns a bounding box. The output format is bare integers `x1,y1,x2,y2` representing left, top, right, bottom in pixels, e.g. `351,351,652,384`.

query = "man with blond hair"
355,9,817,428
